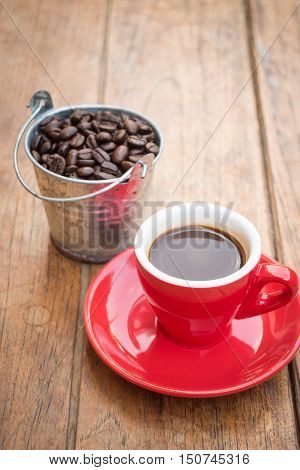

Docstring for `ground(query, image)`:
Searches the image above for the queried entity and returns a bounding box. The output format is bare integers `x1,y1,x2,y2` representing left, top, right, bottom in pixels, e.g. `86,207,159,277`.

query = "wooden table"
1,0,299,450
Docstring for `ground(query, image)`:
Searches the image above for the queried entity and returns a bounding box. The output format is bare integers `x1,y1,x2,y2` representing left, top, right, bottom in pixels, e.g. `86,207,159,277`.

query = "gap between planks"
65,0,112,450
244,0,300,445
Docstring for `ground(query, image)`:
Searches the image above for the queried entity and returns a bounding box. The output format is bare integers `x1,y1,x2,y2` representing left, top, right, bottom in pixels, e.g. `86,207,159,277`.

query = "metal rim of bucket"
14,95,164,203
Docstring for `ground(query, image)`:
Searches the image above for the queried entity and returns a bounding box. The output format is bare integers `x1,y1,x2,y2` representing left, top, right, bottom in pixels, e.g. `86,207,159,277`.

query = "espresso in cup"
149,225,246,281
135,203,298,346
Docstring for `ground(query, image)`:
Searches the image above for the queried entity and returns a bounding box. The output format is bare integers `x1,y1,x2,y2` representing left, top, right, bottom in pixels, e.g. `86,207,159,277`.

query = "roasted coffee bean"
65,165,78,173
77,159,96,167
101,161,119,175
59,126,77,140
51,142,58,152
66,149,78,166
129,148,144,156
113,129,127,144
82,129,96,138
44,119,61,134
99,121,117,132
144,132,155,142
40,116,54,128
129,155,140,163
62,118,71,128
120,160,134,171
48,154,66,175
146,142,159,154
138,123,152,134
81,114,92,122
70,133,85,148
77,121,92,131
91,120,100,132
94,170,116,180
57,142,71,156
92,147,110,164
127,136,146,148
86,134,98,149
95,111,102,121
112,145,129,164
39,140,52,154
31,133,43,150
124,119,138,135
96,131,112,143
102,111,121,124
31,150,41,163
78,148,93,159
42,153,49,163
70,110,83,124
100,142,116,152
47,128,61,141
37,134,47,146
77,167,94,177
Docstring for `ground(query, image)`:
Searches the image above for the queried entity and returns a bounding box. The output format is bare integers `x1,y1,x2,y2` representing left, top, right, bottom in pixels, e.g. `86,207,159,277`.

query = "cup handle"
235,263,299,319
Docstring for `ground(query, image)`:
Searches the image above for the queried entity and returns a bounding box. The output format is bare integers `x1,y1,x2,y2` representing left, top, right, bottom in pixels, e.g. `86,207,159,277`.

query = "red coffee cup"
134,203,298,347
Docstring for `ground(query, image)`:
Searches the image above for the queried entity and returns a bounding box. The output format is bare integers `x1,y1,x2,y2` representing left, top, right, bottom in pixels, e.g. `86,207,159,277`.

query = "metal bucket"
14,91,164,263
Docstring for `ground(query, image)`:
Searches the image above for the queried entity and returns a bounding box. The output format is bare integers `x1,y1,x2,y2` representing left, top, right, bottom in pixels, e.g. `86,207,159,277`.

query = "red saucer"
84,249,300,397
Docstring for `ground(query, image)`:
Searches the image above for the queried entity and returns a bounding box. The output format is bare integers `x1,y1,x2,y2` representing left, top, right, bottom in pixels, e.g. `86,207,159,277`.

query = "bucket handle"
13,98,148,203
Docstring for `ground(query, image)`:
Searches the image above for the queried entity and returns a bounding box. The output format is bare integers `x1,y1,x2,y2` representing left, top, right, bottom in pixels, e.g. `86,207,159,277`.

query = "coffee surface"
149,225,245,281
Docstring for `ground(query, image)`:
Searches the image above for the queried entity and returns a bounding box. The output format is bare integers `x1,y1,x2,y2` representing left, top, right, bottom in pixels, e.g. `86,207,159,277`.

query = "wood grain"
75,0,298,449
247,0,300,433
0,0,107,449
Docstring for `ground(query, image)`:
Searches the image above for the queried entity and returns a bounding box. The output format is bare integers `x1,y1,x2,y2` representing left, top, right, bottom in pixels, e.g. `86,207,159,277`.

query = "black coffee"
149,225,246,281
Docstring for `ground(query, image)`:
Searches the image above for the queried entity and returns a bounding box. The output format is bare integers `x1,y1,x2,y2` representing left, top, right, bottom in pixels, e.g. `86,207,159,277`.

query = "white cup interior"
134,203,261,288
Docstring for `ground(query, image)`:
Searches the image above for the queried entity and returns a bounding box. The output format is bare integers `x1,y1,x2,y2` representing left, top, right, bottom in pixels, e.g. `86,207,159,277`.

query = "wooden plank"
0,0,107,449
76,0,298,449
247,0,300,433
